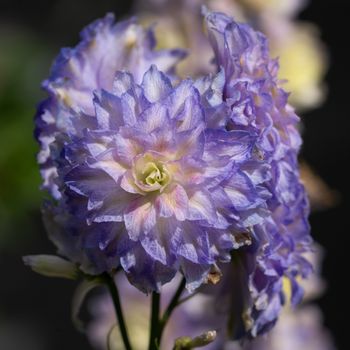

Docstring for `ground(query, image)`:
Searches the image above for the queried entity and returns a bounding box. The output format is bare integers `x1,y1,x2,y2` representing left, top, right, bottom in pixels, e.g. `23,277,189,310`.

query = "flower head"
35,9,311,336
36,15,270,291
44,62,267,293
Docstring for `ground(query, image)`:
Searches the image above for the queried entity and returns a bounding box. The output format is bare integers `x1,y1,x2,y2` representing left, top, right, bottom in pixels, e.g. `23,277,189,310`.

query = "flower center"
134,154,171,193
143,162,169,187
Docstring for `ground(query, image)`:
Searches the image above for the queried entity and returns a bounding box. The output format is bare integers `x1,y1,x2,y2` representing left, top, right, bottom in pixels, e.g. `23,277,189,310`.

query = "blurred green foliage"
0,26,53,247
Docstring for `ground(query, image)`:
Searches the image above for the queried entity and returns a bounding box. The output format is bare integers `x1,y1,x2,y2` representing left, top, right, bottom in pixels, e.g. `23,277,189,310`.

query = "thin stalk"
148,292,161,350
177,290,198,306
158,278,186,342
104,274,133,350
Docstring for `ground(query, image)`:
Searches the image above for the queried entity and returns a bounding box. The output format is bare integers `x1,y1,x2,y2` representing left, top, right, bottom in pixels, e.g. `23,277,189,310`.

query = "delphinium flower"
28,6,312,349
201,10,312,337
35,11,272,293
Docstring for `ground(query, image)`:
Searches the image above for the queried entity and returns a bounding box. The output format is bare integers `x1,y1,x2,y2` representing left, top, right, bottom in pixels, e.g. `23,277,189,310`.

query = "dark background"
0,0,349,349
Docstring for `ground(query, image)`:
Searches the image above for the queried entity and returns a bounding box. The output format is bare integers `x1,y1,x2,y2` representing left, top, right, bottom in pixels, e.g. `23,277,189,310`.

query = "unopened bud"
174,330,217,349
23,255,78,280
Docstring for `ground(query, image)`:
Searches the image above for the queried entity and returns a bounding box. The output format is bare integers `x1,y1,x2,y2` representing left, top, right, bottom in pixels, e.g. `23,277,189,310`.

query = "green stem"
177,290,198,306
158,278,186,342
104,273,133,350
149,292,161,350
